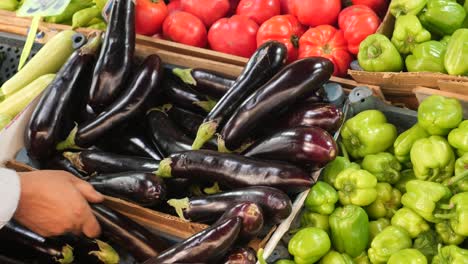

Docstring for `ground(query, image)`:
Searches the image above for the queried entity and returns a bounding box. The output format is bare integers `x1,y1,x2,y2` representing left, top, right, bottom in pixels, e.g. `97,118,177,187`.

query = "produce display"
358,0,468,75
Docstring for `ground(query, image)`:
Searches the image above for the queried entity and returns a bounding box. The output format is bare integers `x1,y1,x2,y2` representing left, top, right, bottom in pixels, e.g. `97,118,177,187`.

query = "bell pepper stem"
434,213,457,220
438,203,454,210
167,198,189,221
427,168,441,182
89,240,119,264
445,171,468,187
172,68,197,86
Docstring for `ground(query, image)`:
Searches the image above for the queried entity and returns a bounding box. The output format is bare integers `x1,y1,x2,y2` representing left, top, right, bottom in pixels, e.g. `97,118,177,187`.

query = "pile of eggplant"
18,0,343,263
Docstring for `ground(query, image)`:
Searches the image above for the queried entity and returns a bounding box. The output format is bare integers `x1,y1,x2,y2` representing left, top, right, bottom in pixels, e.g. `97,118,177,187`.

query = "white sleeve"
0,168,21,229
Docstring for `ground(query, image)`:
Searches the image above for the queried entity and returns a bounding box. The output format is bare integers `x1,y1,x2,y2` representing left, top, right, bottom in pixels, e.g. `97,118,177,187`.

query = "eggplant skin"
223,247,257,264
216,202,264,240
278,103,343,133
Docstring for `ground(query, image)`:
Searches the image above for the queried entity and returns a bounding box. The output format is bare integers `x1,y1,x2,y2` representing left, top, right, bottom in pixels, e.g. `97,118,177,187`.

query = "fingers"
71,177,104,203
80,204,101,238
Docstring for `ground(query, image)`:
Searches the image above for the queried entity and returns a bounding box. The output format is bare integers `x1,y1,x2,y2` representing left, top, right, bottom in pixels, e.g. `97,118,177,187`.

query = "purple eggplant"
220,57,334,151
192,41,287,150
166,105,205,138
89,172,166,207
157,150,313,194
63,150,159,175
92,204,171,262
167,186,291,224
217,202,264,240
223,247,257,264
278,103,343,133
172,67,235,99
143,217,242,264
243,127,338,169
41,154,86,179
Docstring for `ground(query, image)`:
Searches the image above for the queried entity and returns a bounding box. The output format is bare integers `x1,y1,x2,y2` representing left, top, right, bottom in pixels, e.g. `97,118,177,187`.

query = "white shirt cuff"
0,168,20,229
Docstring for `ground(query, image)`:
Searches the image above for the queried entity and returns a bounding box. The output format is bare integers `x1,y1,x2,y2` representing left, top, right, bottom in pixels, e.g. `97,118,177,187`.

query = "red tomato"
338,5,380,54
351,0,388,17
298,25,352,77
135,0,168,36
291,0,341,27
279,0,293,14
163,11,207,47
167,0,182,13
236,0,281,25
257,15,305,62
208,15,259,58
180,0,230,27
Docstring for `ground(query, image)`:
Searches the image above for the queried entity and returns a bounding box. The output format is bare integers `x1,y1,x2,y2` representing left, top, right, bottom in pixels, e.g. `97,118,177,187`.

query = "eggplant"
89,172,166,207
192,41,287,150
220,57,334,151
58,55,163,150
0,255,30,264
63,150,159,175
243,127,338,169
41,154,86,179
216,202,264,240
157,150,313,194
143,217,242,264
147,107,215,157
172,67,235,99
166,105,205,138
223,247,257,264
25,34,101,160
88,0,135,112
162,75,216,114
167,186,291,224
277,103,343,133
92,204,171,262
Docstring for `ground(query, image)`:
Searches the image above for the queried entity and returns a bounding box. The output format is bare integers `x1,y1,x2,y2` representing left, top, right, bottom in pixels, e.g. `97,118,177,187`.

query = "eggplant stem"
167,198,189,221
434,213,457,220
204,182,221,194
189,185,203,196
56,124,82,151
63,152,86,173
155,158,173,178
147,104,172,115
172,68,197,86
55,244,74,264
217,134,232,153
89,239,120,264
194,99,217,113
192,121,218,150
80,32,102,55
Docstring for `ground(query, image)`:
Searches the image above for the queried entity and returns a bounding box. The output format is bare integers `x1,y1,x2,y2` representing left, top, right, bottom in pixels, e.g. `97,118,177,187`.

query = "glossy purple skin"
167,105,205,138
144,217,242,264
189,68,235,99
223,247,257,264
217,202,264,240
243,126,338,169
279,103,343,133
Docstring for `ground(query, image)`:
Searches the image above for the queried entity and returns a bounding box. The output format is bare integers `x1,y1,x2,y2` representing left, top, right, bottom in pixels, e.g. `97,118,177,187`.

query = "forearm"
0,168,20,229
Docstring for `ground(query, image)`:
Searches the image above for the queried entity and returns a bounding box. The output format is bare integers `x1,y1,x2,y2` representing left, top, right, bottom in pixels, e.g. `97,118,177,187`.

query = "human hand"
13,170,104,238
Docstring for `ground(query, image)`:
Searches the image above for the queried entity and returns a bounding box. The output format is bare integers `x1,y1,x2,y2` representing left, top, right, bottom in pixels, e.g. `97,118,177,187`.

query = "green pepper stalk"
361,152,402,184
419,0,466,36
334,168,378,206
387,249,428,264
322,143,360,187
413,230,442,262
288,227,331,264
300,211,330,233
448,120,468,156
341,110,397,159
394,123,430,164
433,191,468,237
329,205,370,258
451,154,468,193
389,0,427,17
435,221,465,245
319,251,354,264
406,41,447,73
358,34,403,72
368,226,412,264
432,245,468,263
304,181,338,215
395,169,417,193
410,136,456,182
417,95,463,136
445,28,468,76
365,183,401,219
368,218,390,244
391,15,431,55
391,207,430,238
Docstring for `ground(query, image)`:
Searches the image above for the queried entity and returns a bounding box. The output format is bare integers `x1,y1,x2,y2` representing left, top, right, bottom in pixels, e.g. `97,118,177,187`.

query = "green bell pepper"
453,154,468,192
366,183,402,219
395,169,417,193
419,0,466,36
94,0,108,10
44,0,94,24
288,227,331,264
368,226,412,264
406,41,447,73
410,136,456,182
300,211,330,232
391,207,430,238
391,15,431,55
401,180,452,223
361,152,402,184
276,260,295,264
448,120,468,156
72,6,101,29
388,249,428,264
394,124,430,164
0,0,18,11
341,110,397,159
413,230,442,262
358,34,404,72
368,218,390,243
435,221,465,245
435,192,468,236
329,205,370,258
322,143,360,187
418,95,463,136
445,28,468,76
334,168,378,206
319,251,354,264
304,181,338,215
389,0,427,17
354,253,371,264
432,245,468,264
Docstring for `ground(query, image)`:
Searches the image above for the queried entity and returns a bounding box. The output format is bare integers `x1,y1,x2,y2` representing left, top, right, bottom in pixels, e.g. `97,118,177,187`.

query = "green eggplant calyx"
217,134,232,153
167,198,189,221
147,104,172,115
89,240,119,264
155,158,172,178
172,68,196,86
80,31,102,55
56,124,82,151
192,120,218,150
204,182,222,194
367,45,382,59
56,244,74,264
194,99,217,113
63,152,85,173
257,248,268,264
